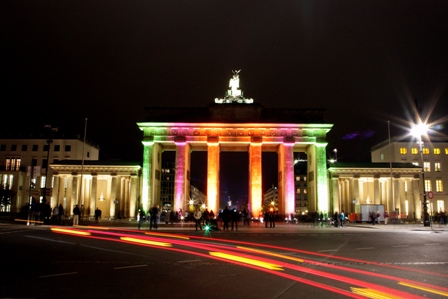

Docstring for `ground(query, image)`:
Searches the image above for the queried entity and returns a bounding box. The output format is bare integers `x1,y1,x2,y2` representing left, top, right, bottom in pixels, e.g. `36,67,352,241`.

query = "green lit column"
315,143,329,214
142,139,155,214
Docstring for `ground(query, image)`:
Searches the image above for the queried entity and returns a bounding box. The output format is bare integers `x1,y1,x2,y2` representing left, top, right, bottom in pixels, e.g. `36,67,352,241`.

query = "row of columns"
142,139,329,218
50,174,138,219
331,176,421,219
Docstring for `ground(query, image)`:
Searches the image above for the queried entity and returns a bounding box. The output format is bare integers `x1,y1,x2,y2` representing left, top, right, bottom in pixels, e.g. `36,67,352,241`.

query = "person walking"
231,207,239,230
73,204,81,226
222,206,231,230
339,210,345,228
94,207,101,223
149,204,159,230
194,208,202,231
58,204,64,225
138,209,145,229
269,209,276,228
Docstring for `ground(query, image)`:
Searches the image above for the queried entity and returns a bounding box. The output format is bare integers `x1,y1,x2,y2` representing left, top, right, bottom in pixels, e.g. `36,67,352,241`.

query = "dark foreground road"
1,222,447,299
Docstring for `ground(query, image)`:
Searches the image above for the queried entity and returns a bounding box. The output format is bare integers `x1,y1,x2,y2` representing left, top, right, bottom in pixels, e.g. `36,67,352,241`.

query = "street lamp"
43,125,58,205
410,122,430,227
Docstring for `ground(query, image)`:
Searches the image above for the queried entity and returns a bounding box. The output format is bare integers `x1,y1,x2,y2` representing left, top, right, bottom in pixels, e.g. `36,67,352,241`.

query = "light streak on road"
210,251,283,270
351,287,403,299
237,246,304,263
145,232,190,239
398,281,448,297
51,227,91,236
120,237,172,247
50,227,448,298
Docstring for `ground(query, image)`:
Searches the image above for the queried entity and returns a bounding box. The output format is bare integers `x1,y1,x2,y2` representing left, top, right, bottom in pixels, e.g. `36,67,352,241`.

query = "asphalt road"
1,221,447,299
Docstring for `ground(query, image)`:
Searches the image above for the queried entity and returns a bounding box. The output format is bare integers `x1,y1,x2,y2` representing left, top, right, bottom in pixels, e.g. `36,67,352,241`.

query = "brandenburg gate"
138,71,332,217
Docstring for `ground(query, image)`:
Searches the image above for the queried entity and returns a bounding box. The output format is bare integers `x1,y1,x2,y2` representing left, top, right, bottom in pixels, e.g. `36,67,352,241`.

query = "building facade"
371,138,448,215
0,134,99,213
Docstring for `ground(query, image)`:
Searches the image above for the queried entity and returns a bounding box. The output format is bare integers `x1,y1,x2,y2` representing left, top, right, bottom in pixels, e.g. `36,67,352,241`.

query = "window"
424,162,430,172
87,151,90,158
400,148,407,154
65,145,71,152
434,148,441,155
32,145,38,151
43,144,49,151
31,158,37,166
11,145,17,151
422,148,429,155
445,148,448,155
380,153,385,161
54,145,60,152
22,144,27,151
296,176,300,181
42,159,48,169
411,148,418,155
41,176,46,188
296,189,301,194
0,144,5,151
425,180,432,192
5,158,21,171
303,176,307,182
304,189,307,194
436,180,443,193
435,162,441,172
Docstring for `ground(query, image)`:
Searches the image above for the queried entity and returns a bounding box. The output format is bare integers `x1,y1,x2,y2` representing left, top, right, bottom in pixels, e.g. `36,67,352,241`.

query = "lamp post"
411,122,430,227
43,125,58,205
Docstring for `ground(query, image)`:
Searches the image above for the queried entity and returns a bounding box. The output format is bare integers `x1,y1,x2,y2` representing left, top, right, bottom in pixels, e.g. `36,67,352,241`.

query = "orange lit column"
278,141,295,217
249,138,262,216
207,137,220,213
174,137,191,213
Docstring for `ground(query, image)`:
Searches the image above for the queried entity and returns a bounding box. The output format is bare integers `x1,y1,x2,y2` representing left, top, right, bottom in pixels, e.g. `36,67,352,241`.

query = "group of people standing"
137,204,160,230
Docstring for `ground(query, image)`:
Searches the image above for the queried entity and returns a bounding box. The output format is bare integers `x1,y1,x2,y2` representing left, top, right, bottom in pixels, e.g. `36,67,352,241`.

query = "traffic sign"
427,191,434,199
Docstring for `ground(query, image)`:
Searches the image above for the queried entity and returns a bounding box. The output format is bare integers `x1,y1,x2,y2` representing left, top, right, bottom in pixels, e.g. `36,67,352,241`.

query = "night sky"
2,1,448,200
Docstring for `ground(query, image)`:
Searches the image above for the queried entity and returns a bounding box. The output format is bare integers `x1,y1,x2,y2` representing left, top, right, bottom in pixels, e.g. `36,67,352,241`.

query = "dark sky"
2,1,448,197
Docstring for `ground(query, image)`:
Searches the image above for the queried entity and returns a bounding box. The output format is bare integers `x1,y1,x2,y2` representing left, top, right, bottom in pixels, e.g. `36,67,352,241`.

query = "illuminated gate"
138,72,332,217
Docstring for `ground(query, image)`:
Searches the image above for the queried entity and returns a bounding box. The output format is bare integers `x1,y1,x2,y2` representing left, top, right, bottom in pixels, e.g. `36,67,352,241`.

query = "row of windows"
295,176,307,181
425,179,444,193
0,144,72,152
419,162,443,172
400,147,448,155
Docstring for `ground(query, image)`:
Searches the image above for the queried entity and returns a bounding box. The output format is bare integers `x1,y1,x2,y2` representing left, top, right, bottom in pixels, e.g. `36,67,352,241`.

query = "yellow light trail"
51,228,91,236
209,251,283,271
351,287,404,299
237,246,304,263
145,232,190,240
120,237,172,247
399,281,448,297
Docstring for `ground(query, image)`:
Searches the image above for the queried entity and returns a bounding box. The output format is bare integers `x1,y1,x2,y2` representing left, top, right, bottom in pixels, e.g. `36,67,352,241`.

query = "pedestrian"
149,204,159,230
231,207,239,230
194,208,202,231
383,210,389,225
52,204,59,224
94,207,101,223
73,204,81,226
203,209,210,225
339,210,345,227
58,204,64,225
269,209,275,228
334,211,339,227
138,210,145,229
264,210,269,228
223,206,231,230
319,211,324,227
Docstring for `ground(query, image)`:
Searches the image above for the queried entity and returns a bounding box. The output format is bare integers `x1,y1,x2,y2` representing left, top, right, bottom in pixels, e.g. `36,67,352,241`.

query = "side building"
0,133,99,213
371,138,448,215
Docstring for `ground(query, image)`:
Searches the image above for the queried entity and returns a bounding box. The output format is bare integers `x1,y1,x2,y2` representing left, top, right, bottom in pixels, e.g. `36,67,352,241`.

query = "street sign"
427,191,434,199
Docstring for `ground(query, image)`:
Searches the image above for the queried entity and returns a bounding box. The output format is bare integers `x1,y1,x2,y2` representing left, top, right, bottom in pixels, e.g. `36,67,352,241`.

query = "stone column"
51,175,60,208
393,178,400,214
207,137,220,213
129,175,138,219
110,175,117,219
71,175,79,215
174,138,191,213
353,177,359,212
374,176,380,204
249,139,262,216
331,177,340,214
141,140,161,213
90,174,98,217
277,143,294,217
